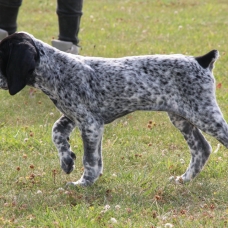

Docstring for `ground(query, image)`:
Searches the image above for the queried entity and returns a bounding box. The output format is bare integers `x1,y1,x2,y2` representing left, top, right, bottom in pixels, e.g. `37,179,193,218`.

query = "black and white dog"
0,32,227,186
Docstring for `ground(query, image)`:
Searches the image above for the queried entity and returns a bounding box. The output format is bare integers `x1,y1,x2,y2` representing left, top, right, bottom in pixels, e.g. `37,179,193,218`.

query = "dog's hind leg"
187,104,228,149
68,115,104,186
168,112,212,183
52,115,77,174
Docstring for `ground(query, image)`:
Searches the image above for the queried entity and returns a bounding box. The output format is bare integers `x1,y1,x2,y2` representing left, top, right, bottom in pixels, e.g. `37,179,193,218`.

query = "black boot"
56,0,83,45
0,0,22,35
57,14,82,45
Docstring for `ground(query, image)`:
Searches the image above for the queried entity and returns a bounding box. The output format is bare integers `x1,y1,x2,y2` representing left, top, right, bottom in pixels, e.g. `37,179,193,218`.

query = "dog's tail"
195,50,219,71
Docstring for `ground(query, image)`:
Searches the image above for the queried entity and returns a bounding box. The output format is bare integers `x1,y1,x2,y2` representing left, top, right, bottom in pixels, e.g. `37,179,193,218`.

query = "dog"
0,32,228,186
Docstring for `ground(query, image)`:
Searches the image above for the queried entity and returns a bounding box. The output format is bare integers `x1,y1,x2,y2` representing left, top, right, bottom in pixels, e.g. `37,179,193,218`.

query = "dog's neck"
30,39,97,105
31,42,76,90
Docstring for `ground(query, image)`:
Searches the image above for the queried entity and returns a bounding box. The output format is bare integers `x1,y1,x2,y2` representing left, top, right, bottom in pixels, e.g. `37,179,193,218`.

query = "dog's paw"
60,152,76,174
66,178,93,187
169,176,185,184
70,151,76,160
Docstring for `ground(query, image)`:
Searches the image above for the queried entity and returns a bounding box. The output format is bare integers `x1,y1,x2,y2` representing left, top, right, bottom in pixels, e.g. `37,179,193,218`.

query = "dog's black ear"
0,33,39,95
6,42,37,95
195,50,219,71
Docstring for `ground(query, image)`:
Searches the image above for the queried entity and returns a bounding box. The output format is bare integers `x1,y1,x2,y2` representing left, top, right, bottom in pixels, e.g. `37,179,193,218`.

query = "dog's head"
0,32,39,95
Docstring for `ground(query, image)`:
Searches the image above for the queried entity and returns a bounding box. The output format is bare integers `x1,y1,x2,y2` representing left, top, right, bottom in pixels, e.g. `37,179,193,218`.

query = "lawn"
1,0,228,227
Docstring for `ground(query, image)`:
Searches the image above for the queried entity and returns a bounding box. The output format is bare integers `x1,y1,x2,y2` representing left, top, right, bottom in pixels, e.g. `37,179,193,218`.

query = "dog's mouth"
0,85,8,90
0,80,9,90
1,86,8,90
0,78,8,90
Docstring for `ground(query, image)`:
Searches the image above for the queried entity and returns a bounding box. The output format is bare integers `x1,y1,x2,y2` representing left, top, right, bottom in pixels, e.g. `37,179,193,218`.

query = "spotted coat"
0,32,227,186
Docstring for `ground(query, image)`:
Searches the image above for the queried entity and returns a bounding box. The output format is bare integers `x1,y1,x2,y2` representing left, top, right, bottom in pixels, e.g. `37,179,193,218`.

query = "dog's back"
77,54,216,123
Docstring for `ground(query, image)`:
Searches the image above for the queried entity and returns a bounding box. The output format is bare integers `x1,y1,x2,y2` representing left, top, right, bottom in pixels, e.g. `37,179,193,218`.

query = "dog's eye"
28,69,34,75
40,49,45,55
0,51,3,61
0,54,7,75
0,56,3,69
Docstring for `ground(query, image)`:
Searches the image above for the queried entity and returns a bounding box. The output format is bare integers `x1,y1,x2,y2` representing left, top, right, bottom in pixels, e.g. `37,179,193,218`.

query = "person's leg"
0,0,22,40
57,0,83,45
52,0,83,54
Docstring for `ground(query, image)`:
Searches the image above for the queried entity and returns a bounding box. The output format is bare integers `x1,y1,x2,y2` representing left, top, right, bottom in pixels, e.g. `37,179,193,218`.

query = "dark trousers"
0,0,83,44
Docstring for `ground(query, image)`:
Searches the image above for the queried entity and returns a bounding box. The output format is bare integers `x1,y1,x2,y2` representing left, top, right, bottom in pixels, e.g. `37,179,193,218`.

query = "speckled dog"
0,32,228,186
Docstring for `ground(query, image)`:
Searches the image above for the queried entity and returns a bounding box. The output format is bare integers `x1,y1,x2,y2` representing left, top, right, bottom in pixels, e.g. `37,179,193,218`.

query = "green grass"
1,0,228,227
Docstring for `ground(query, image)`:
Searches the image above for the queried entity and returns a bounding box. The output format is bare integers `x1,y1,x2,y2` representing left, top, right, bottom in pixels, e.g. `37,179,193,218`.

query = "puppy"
0,32,227,186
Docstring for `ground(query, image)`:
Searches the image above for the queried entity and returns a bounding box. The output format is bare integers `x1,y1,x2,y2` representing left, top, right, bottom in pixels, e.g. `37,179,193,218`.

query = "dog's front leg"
52,115,76,174
68,116,104,187
168,112,212,183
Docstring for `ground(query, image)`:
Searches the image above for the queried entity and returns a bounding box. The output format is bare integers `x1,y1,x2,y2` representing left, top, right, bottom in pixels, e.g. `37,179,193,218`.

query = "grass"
0,0,228,227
